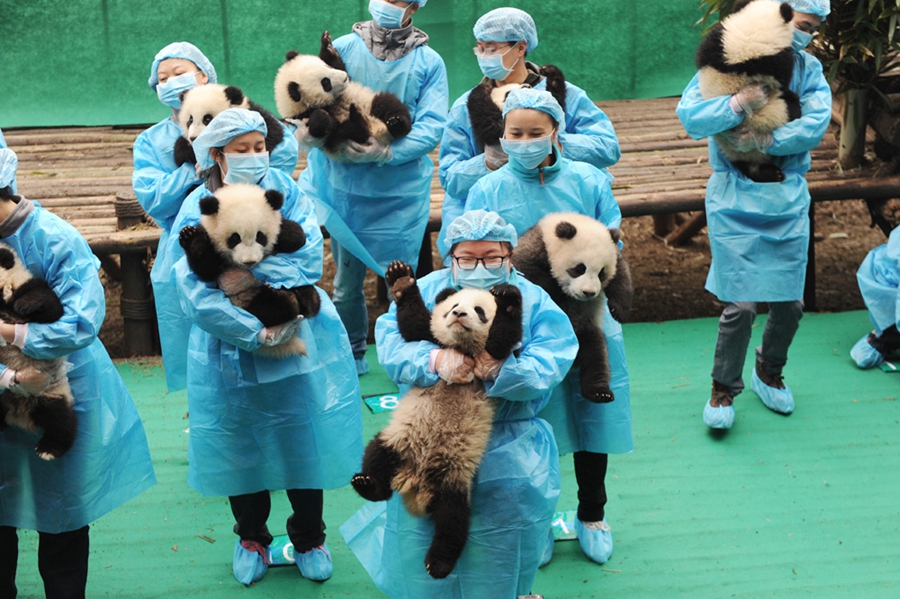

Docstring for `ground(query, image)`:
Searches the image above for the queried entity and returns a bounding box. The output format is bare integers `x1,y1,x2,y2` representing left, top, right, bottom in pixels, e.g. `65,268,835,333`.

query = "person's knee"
721,302,756,327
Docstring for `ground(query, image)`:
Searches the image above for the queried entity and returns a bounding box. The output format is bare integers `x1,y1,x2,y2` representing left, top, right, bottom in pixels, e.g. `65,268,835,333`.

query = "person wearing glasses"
464,88,632,567
437,6,620,258
341,210,577,599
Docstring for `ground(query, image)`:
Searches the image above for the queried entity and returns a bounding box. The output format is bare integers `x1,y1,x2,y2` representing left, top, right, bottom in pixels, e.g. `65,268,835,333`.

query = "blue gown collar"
506,144,565,184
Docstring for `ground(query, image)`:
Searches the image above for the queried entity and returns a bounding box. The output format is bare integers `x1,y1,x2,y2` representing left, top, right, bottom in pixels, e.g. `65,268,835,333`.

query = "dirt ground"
98,198,887,359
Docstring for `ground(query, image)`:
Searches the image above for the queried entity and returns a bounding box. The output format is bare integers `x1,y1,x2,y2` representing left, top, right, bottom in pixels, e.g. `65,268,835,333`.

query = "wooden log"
119,249,157,357
664,212,707,246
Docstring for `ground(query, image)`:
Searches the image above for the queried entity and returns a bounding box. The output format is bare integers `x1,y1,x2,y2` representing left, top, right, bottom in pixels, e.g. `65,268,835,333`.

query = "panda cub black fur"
466,64,567,148
0,243,77,460
178,183,320,358
515,212,632,403
696,0,801,183
351,261,522,580
173,84,286,167
273,31,413,159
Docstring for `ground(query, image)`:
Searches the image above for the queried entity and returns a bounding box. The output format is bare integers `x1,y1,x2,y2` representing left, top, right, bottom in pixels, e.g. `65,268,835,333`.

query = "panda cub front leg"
385,260,435,344
173,136,196,167
179,226,228,282
575,324,615,403
352,433,404,502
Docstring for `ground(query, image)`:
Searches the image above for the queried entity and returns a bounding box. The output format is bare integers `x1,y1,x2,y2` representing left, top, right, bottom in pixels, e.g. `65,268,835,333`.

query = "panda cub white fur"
351,261,523,580
0,243,76,460
273,31,412,159
515,212,633,403
178,183,320,359
696,0,801,182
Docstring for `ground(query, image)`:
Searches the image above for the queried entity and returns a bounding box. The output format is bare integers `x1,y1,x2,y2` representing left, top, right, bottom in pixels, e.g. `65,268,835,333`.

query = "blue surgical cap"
473,8,538,54
414,0,427,5
445,210,518,249
502,88,566,127
783,0,830,18
148,42,218,90
192,108,268,172
0,149,17,189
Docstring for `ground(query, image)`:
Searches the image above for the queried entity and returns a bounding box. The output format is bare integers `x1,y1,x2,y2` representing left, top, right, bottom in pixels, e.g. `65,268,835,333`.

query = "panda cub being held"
178,183,320,359
0,243,77,460
351,261,522,580
273,31,413,159
515,212,633,403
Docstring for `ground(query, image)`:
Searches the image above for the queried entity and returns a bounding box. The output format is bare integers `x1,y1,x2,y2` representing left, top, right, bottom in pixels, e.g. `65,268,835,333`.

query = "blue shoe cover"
296,543,333,581
355,357,369,376
539,527,554,568
850,335,884,369
233,540,269,586
703,399,735,429
575,519,613,564
751,369,794,415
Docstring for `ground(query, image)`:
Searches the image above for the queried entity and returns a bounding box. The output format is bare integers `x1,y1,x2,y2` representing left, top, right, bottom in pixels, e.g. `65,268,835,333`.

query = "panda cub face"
540,212,618,302
430,288,498,356
198,183,284,268
274,52,349,119
178,84,250,141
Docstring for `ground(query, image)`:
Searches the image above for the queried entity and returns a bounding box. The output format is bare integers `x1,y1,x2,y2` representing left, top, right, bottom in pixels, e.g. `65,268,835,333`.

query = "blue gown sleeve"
438,96,492,200
767,55,832,157
386,51,449,166
269,124,300,175
374,299,441,388
132,127,202,229
593,170,622,229
558,83,621,168
676,72,744,140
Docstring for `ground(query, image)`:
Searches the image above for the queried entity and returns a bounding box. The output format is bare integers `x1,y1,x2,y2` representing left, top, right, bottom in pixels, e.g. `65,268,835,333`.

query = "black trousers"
229,489,325,553
872,325,900,355
574,451,609,523
0,525,90,599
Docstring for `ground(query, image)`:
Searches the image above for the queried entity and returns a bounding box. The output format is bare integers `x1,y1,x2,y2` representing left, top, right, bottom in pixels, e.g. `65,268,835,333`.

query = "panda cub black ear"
199,195,220,216
555,221,577,240
608,228,622,244
224,86,245,106
179,89,191,103
779,2,794,22
285,50,300,62
434,287,457,305
0,247,15,271
264,190,285,212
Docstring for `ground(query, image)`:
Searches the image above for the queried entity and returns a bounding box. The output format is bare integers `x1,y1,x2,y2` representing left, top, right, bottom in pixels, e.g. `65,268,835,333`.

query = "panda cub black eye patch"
256,232,268,246
321,78,332,92
567,264,586,278
227,233,241,249
187,116,194,127
203,114,213,125
473,306,488,323
598,268,607,281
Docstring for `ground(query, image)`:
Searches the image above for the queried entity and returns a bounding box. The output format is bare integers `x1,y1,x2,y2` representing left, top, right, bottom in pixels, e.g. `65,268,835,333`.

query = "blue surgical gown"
169,171,362,496
438,76,620,257
857,226,900,335
0,129,16,195
676,50,832,302
465,150,634,454
0,203,156,533
340,270,576,599
132,115,299,392
298,31,449,274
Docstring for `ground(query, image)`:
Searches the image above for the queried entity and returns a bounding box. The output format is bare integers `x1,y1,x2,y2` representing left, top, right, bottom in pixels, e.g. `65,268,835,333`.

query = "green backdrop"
0,0,701,128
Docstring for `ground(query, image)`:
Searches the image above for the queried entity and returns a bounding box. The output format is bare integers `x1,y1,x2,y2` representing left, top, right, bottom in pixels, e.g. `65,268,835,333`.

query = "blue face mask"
500,132,555,170
222,152,269,185
791,28,814,52
369,0,407,29
477,46,518,81
156,71,200,109
452,263,514,290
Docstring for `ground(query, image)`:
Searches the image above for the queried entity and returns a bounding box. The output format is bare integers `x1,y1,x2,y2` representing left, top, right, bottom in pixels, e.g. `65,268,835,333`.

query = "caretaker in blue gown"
851,225,900,368
437,6,620,257
133,41,298,392
296,0,448,375
464,88,632,566
169,109,362,586
0,148,155,597
676,0,832,428
341,210,576,599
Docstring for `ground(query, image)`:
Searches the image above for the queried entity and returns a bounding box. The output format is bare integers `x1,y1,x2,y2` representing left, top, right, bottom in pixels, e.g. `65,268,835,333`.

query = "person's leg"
331,239,370,374
37,525,89,599
877,325,900,354
0,526,18,599
286,489,331,581
705,302,756,429
751,300,803,414
229,491,272,585
573,451,613,564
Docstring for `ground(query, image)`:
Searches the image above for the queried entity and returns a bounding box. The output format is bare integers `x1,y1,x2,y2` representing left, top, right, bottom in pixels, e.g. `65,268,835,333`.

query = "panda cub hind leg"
425,486,471,579
576,324,615,403
370,93,413,140
31,394,78,460
243,286,301,328
734,160,786,183
352,433,404,502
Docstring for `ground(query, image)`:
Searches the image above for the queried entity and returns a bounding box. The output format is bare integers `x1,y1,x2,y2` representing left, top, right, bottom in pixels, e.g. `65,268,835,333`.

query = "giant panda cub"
696,0,801,183
178,183,321,358
0,243,77,460
173,84,286,167
351,261,522,579
515,212,633,403
273,31,413,159
466,64,567,148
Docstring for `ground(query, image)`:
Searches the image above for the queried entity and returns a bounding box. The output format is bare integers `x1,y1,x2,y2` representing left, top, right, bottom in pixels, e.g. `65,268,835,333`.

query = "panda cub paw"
385,261,415,300
351,473,393,502
581,382,615,404
178,225,207,250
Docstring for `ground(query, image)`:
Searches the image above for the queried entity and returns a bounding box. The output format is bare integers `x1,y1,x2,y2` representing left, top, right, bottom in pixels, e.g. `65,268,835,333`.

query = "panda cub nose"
582,290,597,298
452,308,467,318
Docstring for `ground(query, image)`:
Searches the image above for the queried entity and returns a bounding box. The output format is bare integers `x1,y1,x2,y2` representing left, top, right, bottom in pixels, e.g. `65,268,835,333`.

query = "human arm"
375,298,442,388
767,56,832,157
384,52,449,166
557,83,621,168
676,72,746,140
132,126,202,230
438,97,493,199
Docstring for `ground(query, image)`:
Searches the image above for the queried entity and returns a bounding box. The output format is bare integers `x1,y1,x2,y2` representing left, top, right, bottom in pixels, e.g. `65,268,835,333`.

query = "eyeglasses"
472,44,513,57
450,254,511,270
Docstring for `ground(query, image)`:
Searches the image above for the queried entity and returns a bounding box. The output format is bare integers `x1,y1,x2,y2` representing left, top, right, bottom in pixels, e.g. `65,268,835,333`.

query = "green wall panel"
0,0,701,128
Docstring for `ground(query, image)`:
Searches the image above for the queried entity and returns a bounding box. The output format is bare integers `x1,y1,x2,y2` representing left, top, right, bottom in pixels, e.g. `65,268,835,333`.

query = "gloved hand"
260,316,304,347
342,137,393,166
484,143,509,171
9,367,51,396
473,350,504,382
286,118,326,152
720,127,774,153
434,349,475,384
729,83,772,118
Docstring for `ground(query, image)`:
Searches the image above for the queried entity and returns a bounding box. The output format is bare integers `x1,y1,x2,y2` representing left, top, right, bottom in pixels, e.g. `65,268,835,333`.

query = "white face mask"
791,28,814,52
369,0,407,29
222,152,269,185
500,131,556,170
477,45,519,81
156,71,200,109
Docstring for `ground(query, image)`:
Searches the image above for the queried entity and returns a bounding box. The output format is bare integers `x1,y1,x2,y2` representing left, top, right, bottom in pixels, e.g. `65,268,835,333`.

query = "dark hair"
449,240,514,255
0,186,13,200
